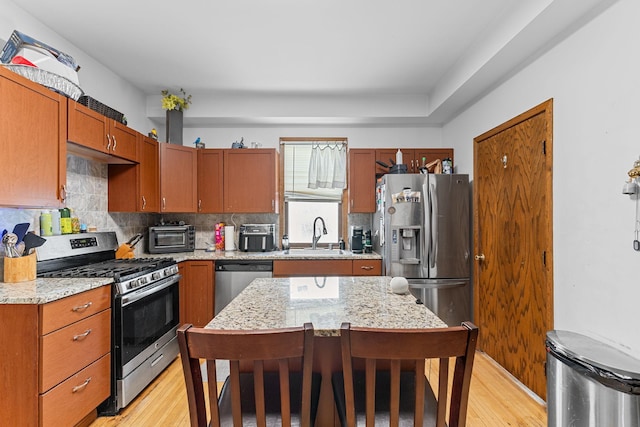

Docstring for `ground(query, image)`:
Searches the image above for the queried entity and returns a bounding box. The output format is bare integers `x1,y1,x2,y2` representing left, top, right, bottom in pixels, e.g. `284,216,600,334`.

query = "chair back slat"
337,321,478,427
178,323,316,427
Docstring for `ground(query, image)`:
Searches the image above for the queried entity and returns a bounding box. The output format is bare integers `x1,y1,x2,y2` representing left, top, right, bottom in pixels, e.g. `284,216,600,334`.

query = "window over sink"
280,138,347,247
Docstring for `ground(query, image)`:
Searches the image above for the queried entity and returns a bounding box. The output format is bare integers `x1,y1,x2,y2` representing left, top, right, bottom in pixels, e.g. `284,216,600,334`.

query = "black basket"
78,95,124,123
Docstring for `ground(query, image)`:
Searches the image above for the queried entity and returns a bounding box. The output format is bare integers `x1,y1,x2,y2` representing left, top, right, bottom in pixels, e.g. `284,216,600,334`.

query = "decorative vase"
166,109,183,145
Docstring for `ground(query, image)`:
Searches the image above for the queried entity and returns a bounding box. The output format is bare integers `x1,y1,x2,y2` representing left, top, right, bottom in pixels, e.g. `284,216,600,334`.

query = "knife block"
3,253,37,283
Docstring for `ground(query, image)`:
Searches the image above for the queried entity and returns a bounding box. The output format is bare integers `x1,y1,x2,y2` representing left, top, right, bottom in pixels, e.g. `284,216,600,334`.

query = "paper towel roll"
224,226,235,251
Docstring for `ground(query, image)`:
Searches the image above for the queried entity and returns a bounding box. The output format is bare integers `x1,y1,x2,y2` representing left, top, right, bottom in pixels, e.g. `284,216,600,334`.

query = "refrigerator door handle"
427,182,438,269
422,181,431,275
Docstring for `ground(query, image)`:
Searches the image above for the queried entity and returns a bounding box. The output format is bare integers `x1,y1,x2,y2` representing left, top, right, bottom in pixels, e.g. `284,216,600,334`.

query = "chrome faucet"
311,216,327,249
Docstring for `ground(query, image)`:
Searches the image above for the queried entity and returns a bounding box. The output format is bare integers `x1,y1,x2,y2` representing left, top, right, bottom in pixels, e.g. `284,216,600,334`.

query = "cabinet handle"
142,196,147,210
198,199,202,211
72,377,91,393
73,329,92,341
411,160,414,172
60,184,67,203
360,265,374,270
106,134,112,150
162,198,166,210
71,301,92,312
112,135,117,151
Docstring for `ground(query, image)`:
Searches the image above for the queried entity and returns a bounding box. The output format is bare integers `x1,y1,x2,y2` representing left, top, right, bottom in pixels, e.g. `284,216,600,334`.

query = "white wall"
443,0,640,358
181,126,443,151
0,0,151,132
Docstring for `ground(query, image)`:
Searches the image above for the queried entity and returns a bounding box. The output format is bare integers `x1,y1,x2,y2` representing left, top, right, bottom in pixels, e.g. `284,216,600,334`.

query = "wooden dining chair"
332,322,478,427
177,322,320,427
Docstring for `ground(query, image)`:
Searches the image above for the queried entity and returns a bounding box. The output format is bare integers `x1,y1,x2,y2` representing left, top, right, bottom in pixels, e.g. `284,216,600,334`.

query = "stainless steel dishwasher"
214,260,273,315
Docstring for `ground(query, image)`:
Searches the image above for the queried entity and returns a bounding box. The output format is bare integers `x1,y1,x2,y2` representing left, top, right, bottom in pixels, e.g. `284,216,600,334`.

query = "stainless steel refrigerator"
373,173,471,326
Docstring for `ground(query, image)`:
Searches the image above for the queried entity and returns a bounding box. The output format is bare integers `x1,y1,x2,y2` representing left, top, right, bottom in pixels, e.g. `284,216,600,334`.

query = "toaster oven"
147,224,195,254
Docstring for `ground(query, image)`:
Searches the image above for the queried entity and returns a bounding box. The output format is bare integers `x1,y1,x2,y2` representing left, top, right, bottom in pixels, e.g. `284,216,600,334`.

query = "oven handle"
121,275,180,307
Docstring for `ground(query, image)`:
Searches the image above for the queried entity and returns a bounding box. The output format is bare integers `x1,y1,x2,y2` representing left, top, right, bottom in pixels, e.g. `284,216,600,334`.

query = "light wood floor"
90,351,546,426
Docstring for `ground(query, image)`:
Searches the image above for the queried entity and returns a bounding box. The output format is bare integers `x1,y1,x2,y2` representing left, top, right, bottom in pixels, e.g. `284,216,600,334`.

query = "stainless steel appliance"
373,173,471,326
214,260,273,315
546,330,640,426
238,224,276,252
36,232,180,415
147,223,195,254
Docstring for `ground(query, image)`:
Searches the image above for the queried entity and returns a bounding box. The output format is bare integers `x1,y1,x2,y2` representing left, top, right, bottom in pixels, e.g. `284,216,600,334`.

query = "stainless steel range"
37,232,180,415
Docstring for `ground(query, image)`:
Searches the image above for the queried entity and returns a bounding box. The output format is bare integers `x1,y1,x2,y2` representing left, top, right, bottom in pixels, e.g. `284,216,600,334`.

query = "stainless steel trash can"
546,330,640,427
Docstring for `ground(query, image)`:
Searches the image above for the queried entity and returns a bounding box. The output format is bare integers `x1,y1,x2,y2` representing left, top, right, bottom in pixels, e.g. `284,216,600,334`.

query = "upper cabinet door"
68,101,138,163
139,136,160,212
348,149,376,213
223,149,277,213
159,143,197,213
0,67,67,208
197,149,224,213
68,101,109,153
109,121,138,162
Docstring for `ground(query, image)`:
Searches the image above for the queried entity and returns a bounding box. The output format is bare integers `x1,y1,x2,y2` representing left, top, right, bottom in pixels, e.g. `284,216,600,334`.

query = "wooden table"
206,276,446,426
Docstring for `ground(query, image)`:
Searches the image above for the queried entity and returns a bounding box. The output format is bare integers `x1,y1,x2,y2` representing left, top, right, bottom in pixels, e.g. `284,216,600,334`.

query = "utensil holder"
3,253,37,283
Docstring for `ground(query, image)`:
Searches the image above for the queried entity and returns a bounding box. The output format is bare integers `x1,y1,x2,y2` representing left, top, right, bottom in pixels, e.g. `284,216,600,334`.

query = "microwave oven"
147,225,195,254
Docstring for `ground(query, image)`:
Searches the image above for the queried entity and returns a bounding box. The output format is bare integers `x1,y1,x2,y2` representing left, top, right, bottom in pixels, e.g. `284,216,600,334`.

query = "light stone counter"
206,276,446,336
145,249,382,263
0,278,112,304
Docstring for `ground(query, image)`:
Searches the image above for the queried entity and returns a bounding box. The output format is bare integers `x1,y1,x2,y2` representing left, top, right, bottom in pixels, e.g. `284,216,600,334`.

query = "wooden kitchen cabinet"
224,148,277,213
197,148,224,213
0,285,111,427
375,148,454,174
348,149,377,213
160,143,198,212
0,65,67,208
68,100,138,163
108,135,160,212
179,261,215,327
352,259,382,275
273,258,381,277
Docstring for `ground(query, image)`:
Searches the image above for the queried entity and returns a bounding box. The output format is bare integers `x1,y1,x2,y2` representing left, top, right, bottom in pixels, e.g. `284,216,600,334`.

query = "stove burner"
39,257,176,282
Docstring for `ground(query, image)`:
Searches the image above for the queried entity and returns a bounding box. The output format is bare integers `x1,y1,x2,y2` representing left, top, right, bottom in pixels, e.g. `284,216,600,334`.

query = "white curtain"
307,143,346,189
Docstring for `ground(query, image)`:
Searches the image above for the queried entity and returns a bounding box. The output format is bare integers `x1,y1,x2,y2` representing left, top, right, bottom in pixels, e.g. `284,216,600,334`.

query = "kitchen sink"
279,248,353,257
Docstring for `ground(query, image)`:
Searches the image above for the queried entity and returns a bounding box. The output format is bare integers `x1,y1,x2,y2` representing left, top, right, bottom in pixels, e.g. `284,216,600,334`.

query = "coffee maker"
350,226,364,254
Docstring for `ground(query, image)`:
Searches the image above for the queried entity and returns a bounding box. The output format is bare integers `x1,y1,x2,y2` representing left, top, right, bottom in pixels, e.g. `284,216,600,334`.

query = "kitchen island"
205,276,446,426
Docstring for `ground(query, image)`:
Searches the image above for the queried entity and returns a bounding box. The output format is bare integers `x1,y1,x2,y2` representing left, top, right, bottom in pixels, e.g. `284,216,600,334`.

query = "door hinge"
542,250,546,266
542,140,546,155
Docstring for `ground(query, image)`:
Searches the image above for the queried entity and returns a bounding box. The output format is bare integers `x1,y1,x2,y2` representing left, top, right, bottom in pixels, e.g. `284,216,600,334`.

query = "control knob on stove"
151,272,161,281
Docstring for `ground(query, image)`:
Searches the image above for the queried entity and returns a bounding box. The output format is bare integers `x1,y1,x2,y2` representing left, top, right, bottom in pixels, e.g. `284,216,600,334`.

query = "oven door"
114,274,180,379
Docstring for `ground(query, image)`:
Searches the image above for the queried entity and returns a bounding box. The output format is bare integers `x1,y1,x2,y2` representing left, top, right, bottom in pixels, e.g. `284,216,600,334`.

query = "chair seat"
218,371,322,426
332,370,440,427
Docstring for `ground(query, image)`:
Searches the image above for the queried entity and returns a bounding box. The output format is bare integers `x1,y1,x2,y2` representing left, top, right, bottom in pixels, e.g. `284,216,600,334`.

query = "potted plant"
161,88,192,144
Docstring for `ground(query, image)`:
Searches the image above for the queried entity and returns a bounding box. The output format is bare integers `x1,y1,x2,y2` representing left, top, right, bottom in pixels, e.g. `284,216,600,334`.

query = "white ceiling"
12,0,617,126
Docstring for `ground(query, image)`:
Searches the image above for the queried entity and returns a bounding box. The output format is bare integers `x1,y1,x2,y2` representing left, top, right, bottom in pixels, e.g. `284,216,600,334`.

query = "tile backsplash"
0,155,372,255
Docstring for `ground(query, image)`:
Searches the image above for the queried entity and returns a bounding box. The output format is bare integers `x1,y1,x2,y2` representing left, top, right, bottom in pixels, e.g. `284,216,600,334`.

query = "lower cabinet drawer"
40,353,111,427
40,309,111,393
352,259,382,275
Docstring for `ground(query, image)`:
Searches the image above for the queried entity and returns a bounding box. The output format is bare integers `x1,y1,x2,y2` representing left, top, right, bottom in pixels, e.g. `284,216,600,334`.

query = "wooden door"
139,136,159,212
180,261,214,327
0,68,66,208
348,149,376,213
159,143,197,212
109,120,138,162
473,99,553,400
197,149,224,213
223,148,276,213
68,101,108,154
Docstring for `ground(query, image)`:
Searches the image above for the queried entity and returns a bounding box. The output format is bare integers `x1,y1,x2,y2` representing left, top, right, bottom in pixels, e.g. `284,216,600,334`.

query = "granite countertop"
206,276,446,336
149,249,382,263
0,250,381,305
0,277,112,304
